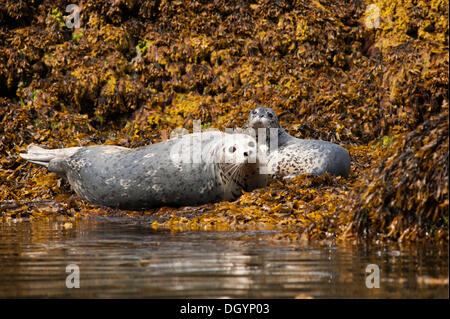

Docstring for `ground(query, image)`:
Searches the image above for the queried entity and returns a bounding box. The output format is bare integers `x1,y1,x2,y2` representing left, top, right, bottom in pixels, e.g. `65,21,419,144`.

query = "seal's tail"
19,145,81,168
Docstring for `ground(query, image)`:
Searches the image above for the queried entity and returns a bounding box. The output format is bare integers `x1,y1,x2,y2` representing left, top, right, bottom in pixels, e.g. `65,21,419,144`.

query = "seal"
247,107,351,178
20,131,267,210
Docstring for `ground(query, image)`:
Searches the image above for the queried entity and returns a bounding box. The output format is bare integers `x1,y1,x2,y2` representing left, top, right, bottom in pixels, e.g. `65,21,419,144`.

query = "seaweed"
0,0,448,243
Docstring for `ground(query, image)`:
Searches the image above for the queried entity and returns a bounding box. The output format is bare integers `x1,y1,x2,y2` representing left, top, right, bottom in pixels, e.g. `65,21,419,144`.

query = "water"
0,217,448,298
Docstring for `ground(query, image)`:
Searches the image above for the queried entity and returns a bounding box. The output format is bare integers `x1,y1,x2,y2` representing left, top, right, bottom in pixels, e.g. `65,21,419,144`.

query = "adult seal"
20,131,267,210
247,107,351,178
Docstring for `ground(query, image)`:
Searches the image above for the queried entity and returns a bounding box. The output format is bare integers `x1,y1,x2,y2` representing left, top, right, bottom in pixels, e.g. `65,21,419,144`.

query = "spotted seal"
247,107,351,178
20,131,267,210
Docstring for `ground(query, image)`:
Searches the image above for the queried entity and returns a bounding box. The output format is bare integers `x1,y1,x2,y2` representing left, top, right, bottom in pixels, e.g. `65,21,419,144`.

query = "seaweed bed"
0,0,448,243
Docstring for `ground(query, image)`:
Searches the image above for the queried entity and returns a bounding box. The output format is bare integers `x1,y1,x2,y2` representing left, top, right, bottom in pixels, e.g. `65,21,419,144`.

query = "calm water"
0,217,448,298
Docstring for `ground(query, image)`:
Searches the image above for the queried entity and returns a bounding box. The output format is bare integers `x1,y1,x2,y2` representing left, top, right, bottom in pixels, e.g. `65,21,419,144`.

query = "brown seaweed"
0,0,448,243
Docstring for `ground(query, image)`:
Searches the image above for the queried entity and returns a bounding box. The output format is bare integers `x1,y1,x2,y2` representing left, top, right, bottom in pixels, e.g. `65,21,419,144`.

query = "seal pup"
247,107,351,178
20,131,267,210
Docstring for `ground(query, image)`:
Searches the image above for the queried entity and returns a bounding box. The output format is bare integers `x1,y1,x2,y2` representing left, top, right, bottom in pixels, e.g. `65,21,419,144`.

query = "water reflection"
0,218,447,298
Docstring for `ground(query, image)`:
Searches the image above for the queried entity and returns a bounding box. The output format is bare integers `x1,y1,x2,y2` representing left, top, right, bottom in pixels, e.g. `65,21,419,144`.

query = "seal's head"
247,107,281,130
213,133,266,200
216,133,258,165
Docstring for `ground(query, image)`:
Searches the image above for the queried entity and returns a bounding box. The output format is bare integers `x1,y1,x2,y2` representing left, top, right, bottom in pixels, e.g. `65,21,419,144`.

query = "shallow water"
0,217,448,298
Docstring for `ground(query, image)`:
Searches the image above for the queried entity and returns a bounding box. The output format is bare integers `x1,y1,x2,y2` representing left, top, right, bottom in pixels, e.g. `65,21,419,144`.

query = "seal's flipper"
20,145,81,169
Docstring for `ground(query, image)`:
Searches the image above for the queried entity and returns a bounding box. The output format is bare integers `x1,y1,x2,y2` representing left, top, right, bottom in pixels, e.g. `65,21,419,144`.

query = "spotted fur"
20,132,267,210
247,107,351,178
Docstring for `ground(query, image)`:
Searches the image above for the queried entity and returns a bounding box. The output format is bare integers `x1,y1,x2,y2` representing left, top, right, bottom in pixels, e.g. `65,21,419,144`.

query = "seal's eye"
252,109,258,115
229,146,236,153
268,113,273,118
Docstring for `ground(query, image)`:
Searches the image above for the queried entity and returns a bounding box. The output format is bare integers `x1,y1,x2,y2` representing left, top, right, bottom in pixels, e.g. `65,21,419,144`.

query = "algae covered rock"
0,0,448,242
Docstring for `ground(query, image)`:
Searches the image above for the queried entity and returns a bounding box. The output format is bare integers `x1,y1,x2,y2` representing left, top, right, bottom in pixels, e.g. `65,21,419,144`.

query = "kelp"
0,0,448,243
345,107,449,242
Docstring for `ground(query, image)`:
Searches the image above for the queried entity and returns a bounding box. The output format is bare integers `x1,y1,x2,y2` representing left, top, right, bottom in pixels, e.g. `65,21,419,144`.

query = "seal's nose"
243,152,249,157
